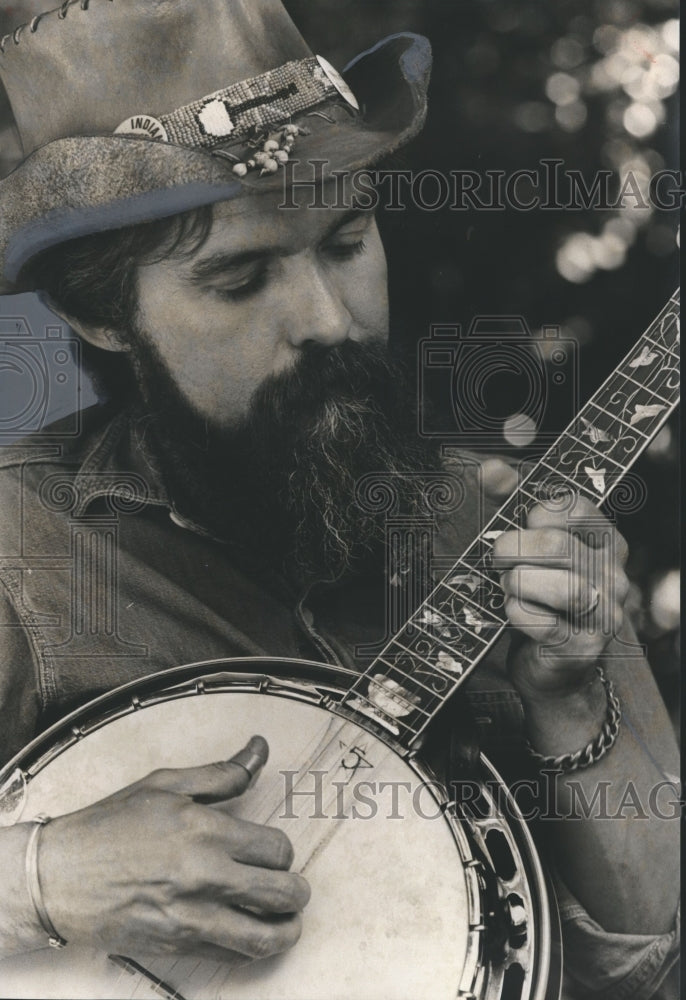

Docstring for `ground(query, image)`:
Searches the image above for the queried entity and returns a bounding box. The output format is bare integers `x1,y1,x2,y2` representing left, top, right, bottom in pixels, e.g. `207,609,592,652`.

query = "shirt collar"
72,407,227,541
71,407,171,516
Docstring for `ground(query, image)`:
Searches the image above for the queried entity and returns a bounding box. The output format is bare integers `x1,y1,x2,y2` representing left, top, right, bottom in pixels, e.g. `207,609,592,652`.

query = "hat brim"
0,32,431,287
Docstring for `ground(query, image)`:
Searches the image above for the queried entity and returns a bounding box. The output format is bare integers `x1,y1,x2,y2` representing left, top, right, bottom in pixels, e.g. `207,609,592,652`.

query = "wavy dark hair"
18,206,215,402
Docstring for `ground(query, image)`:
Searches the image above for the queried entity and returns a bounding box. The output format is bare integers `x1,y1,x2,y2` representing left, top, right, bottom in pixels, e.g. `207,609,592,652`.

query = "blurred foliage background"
0,0,680,721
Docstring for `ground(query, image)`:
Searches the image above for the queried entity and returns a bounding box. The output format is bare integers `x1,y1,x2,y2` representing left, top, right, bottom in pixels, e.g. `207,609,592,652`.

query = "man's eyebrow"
189,249,271,284
320,207,372,242
188,209,372,284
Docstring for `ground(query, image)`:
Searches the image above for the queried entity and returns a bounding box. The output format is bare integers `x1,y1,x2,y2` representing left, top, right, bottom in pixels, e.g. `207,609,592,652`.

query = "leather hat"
0,0,431,288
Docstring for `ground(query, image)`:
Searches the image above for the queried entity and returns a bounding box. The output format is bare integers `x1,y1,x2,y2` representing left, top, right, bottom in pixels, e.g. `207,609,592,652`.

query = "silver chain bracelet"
525,665,622,774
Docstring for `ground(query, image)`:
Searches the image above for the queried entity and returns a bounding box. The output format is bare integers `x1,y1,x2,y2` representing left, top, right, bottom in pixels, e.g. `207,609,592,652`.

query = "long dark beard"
127,332,442,587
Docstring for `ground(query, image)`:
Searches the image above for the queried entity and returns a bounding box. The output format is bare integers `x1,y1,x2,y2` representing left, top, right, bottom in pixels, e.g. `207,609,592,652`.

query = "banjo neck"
340,289,680,749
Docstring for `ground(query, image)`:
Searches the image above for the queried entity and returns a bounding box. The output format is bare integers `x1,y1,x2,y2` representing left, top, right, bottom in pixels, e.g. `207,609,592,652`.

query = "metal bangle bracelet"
25,814,67,949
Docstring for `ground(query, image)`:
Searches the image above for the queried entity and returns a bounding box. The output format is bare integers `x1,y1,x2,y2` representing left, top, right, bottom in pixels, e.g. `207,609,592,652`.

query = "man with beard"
0,2,679,997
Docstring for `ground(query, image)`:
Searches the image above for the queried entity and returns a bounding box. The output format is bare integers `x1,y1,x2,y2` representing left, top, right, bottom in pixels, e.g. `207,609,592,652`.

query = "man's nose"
285,261,353,348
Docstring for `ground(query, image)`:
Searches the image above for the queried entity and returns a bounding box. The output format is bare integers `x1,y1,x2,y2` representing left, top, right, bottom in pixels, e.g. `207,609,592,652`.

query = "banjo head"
0,658,558,1000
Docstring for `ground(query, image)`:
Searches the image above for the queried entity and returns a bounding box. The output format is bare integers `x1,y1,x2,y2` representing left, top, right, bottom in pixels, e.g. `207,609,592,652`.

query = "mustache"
231,338,437,582
242,339,415,440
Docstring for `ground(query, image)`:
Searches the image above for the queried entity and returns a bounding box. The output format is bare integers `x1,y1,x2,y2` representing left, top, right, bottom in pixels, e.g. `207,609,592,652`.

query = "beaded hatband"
115,55,359,160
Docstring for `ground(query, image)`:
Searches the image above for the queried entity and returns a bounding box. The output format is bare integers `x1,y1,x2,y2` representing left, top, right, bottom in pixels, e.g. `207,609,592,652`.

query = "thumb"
145,735,269,801
481,458,519,501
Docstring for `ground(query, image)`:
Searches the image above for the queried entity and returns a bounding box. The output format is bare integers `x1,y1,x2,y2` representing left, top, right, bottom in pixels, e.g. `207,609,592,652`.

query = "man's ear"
40,296,130,353
66,316,130,353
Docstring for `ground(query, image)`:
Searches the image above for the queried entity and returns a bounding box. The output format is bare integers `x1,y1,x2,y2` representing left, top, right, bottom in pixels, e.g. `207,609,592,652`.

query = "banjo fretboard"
341,290,680,747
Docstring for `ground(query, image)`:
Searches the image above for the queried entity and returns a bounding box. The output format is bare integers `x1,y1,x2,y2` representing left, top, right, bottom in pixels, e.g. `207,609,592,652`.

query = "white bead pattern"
158,57,339,151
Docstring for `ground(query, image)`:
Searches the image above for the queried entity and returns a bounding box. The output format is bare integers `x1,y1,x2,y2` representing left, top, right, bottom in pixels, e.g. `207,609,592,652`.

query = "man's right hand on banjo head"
34,736,310,964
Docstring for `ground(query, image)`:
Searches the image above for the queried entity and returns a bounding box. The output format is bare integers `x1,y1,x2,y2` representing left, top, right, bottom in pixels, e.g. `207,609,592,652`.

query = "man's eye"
324,238,367,261
215,266,269,302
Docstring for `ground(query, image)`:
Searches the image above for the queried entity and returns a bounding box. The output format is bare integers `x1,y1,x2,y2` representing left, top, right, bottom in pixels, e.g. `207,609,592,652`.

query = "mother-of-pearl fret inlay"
341,291,679,747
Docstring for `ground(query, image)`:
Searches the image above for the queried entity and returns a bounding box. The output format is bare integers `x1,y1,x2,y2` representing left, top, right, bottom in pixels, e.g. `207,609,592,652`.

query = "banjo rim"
0,656,561,1000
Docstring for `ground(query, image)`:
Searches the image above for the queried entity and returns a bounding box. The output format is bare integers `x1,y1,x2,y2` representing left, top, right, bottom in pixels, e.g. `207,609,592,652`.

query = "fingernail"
229,735,268,781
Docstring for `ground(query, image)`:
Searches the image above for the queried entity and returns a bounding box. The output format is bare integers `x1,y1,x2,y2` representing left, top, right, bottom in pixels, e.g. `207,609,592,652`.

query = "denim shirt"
0,405,678,999
0,405,522,751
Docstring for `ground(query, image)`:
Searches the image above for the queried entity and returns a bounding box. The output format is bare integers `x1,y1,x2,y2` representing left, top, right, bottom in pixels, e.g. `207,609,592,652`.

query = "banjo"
0,290,679,1000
